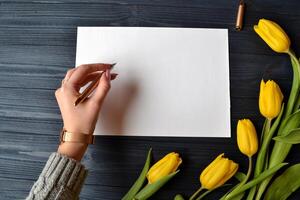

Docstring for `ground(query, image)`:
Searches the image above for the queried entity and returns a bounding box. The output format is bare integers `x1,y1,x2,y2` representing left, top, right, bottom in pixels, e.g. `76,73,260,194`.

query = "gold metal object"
74,72,103,106
60,129,95,144
235,0,245,31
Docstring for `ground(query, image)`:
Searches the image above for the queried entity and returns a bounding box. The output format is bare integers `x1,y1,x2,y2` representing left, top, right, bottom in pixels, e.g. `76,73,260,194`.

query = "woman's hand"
56,63,116,160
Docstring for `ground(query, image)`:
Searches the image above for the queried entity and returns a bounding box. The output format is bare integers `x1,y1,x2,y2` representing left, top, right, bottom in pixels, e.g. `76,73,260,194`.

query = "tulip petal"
254,19,290,53
261,20,286,50
200,154,238,191
258,20,280,50
206,159,230,189
215,160,238,189
237,119,258,157
268,20,290,50
147,152,181,184
200,153,224,181
259,80,283,119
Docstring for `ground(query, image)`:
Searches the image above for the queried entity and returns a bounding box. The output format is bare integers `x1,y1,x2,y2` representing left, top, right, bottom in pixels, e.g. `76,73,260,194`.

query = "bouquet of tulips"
123,18,300,200
180,19,300,200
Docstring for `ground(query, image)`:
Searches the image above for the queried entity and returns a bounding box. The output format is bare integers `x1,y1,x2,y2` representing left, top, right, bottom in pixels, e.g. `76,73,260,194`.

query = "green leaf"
230,193,244,200
255,105,284,177
265,164,300,200
285,50,300,118
224,163,288,200
247,105,284,200
278,109,300,137
254,49,300,200
220,173,246,200
273,128,300,144
269,110,300,168
174,194,185,200
262,104,300,200
122,148,152,200
220,183,243,200
134,170,179,200
234,172,246,182
221,185,245,200
246,188,255,200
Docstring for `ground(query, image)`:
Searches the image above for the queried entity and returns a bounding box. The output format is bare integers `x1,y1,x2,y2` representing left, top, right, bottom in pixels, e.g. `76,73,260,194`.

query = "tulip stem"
238,156,252,187
286,50,300,117
195,189,213,200
246,156,252,183
189,187,204,200
262,119,271,142
258,118,272,172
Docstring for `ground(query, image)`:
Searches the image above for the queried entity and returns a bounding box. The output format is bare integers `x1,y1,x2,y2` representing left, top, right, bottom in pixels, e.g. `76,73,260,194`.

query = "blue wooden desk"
1,0,300,199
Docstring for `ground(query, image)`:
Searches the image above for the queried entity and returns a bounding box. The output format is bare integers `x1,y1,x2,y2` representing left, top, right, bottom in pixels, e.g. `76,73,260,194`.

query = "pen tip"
111,63,117,68
74,101,79,106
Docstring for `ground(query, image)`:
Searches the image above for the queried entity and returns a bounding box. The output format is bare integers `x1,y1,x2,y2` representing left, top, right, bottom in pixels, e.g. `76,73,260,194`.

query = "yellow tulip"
237,119,258,157
259,80,283,119
254,19,290,53
200,154,238,190
147,152,182,184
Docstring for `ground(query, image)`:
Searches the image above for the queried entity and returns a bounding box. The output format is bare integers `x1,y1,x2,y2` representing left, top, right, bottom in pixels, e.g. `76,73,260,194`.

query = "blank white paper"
76,27,230,137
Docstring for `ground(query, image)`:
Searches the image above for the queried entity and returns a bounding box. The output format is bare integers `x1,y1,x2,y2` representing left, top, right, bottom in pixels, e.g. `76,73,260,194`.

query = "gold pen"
74,63,116,106
235,0,245,31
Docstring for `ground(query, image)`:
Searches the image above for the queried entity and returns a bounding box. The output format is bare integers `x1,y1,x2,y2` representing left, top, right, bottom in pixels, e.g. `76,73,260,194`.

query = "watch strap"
60,129,95,144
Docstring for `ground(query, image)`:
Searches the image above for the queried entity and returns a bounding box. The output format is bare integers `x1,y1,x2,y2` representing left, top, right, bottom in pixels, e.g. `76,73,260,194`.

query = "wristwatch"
60,129,95,144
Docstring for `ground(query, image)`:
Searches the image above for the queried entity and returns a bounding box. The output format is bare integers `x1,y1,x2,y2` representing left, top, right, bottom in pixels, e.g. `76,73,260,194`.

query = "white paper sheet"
76,27,230,137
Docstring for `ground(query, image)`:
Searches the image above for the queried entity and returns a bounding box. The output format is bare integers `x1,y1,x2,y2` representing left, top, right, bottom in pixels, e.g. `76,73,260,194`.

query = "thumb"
90,69,111,105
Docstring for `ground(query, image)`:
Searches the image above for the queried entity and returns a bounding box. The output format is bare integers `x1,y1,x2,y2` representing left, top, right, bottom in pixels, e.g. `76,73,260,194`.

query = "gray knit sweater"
26,153,88,200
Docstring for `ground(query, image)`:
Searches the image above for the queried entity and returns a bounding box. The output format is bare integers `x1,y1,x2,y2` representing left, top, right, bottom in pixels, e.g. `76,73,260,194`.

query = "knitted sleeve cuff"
26,152,88,200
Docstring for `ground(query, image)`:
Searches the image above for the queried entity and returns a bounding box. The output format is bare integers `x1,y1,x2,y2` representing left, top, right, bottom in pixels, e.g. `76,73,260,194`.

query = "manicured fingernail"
106,69,111,81
111,73,118,80
111,63,117,68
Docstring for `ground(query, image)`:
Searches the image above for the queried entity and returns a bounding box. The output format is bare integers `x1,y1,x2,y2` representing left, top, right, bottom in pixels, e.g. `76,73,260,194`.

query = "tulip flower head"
237,119,258,157
147,152,182,184
200,154,238,190
259,80,283,119
254,19,290,53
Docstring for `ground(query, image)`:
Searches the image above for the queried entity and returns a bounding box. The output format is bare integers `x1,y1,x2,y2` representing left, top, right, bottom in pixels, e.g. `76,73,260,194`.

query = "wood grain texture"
1,0,300,199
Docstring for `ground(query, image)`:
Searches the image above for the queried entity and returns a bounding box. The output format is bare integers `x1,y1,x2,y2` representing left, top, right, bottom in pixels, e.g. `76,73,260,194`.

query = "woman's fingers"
110,73,118,80
61,68,76,86
65,68,76,81
68,63,113,86
78,71,118,86
79,71,102,86
59,63,117,107
89,69,111,106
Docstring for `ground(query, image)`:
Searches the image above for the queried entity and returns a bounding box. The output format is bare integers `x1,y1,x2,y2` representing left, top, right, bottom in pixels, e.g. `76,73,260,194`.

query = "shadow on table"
99,77,139,135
